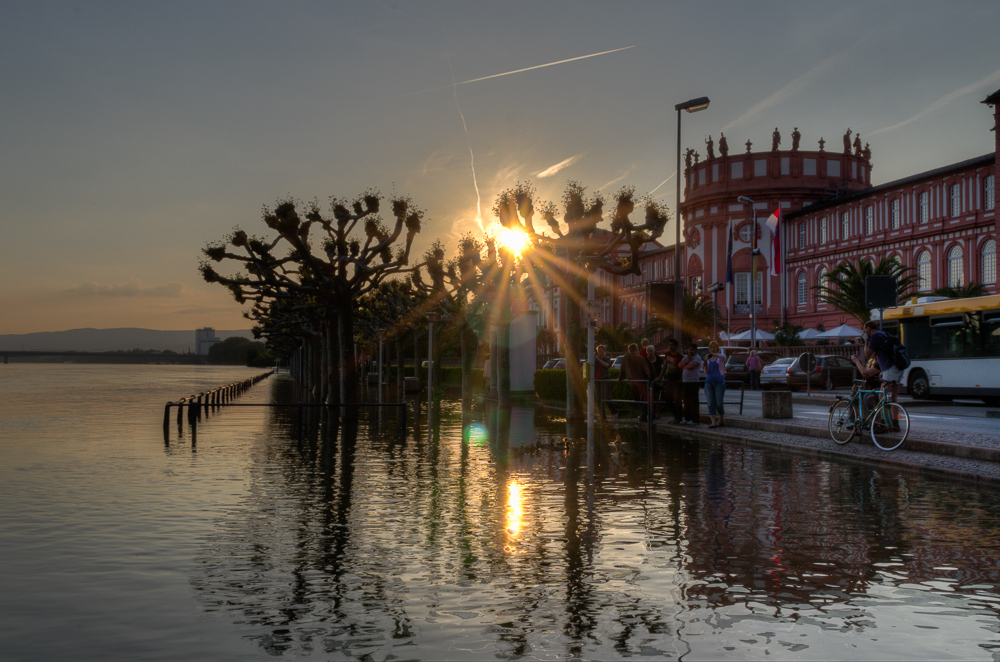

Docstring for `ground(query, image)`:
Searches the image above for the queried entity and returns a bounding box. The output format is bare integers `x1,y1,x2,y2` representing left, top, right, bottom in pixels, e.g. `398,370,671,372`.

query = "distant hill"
0,328,255,354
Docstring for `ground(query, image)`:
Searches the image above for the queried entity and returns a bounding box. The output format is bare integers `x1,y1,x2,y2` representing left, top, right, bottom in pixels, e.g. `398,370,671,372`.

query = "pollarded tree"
812,257,919,325
200,192,423,405
493,182,669,419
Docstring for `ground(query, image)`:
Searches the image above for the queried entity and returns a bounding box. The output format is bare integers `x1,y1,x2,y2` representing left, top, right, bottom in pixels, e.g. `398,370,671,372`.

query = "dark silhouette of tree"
200,192,423,405
492,182,668,419
933,282,989,299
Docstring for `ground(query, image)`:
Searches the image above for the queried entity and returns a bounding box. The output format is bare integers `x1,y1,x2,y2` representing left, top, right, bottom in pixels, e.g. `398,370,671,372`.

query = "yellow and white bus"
882,295,1000,404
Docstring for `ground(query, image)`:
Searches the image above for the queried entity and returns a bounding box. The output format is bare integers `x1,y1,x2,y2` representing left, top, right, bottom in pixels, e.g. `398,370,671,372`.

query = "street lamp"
674,96,710,345
706,281,725,342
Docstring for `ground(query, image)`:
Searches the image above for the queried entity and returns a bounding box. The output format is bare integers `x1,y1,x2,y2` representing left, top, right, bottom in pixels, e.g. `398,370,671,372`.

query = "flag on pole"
766,207,782,276
725,219,733,284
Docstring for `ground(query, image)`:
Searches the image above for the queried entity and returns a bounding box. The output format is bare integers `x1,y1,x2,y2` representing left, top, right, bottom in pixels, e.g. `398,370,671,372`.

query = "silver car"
760,357,795,389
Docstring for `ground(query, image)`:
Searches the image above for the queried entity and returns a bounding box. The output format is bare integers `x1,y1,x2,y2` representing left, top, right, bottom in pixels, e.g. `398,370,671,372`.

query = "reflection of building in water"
195,327,220,355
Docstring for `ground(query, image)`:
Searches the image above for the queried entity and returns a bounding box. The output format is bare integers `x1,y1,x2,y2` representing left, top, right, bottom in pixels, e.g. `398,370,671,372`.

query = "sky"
2,0,999,335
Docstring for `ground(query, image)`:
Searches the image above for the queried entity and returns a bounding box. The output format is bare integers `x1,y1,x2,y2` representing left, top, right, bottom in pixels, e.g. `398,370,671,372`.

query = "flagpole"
737,196,757,348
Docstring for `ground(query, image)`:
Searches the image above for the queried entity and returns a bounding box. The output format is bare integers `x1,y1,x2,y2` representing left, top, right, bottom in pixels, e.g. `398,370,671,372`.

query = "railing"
162,371,408,443
598,378,745,432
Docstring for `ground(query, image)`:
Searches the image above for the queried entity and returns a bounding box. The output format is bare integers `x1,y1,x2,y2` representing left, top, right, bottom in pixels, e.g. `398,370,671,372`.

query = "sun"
497,226,530,257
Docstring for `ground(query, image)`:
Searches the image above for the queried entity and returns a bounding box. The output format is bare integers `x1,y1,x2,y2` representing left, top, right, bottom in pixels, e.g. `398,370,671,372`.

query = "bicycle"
828,379,910,450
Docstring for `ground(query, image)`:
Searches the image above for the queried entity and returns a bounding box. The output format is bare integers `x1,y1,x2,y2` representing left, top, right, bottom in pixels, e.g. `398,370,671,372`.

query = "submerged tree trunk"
337,305,358,411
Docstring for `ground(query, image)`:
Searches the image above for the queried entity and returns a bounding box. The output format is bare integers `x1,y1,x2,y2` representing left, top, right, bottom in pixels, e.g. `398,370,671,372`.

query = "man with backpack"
863,320,904,406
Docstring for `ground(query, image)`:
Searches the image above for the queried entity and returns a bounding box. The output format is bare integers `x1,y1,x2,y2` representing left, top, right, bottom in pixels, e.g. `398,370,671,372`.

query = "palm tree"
932,282,989,299
813,257,919,325
681,292,721,345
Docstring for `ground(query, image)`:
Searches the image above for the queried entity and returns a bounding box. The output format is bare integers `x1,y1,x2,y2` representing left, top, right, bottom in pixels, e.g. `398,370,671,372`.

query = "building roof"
983,88,1000,105
785,152,995,220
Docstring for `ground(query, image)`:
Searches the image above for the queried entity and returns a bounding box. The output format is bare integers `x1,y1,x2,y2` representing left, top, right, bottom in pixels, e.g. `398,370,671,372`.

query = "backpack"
888,334,911,370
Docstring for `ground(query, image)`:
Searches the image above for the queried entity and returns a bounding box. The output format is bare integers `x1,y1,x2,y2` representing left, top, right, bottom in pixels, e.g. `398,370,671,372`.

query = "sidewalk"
641,391,1000,488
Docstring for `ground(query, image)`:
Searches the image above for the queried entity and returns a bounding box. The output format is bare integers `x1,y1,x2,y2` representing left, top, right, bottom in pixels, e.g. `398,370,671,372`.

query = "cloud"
598,166,636,192
64,278,186,298
868,67,1000,137
536,153,586,178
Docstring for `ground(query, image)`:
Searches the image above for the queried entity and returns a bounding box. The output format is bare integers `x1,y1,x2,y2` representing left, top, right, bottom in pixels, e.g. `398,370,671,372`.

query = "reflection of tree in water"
189,386,1000,658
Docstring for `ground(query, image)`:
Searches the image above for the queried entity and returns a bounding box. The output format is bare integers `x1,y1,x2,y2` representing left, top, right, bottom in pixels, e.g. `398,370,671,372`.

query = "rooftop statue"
854,133,863,156
705,135,715,160
791,127,801,152
718,132,728,157
745,139,752,154
843,128,852,154
863,142,871,162
772,127,781,152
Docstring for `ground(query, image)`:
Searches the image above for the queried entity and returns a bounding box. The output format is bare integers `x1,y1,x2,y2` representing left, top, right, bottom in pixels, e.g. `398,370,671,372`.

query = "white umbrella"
799,328,824,340
816,323,863,339
729,328,775,341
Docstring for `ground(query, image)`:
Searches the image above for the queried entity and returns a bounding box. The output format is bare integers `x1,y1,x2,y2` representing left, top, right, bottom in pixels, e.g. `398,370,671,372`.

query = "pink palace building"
604,87,1000,339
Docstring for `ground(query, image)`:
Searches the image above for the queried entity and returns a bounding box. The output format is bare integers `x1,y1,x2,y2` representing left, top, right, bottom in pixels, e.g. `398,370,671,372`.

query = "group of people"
597,338,728,429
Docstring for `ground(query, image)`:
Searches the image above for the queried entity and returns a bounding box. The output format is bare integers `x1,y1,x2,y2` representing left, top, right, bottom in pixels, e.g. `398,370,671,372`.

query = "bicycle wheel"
828,400,859,444
870,402,909,450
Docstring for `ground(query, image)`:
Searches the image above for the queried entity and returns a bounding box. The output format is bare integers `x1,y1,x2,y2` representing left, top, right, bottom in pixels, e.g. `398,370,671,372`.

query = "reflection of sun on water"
505,480,523,547
496,227,530,258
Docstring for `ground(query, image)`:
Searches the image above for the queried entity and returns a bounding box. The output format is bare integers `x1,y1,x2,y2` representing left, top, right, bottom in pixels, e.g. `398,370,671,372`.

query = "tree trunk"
459,323,474,406
565,276,586,420
337,305,358,410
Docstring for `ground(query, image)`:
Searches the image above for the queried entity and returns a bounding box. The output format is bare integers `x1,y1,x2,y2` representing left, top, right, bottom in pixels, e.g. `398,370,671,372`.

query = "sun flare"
497,227,530,257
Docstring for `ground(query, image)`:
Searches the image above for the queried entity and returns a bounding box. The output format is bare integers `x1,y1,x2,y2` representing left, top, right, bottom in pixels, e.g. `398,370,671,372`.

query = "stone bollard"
762,390,793,418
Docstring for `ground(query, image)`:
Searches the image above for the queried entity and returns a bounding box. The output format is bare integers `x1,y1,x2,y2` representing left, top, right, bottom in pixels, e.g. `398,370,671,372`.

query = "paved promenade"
642,391,1000,488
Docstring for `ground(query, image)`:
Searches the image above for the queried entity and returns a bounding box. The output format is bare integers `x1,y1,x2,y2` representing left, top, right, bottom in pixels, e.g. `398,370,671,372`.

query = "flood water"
3,365,1000,660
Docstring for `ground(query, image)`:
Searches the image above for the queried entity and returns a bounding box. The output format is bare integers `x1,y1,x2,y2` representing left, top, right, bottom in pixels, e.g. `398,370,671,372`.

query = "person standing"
704,341,727,428
660,339,683,424
863,320,903,405
677,343,703,425
746,350,763,391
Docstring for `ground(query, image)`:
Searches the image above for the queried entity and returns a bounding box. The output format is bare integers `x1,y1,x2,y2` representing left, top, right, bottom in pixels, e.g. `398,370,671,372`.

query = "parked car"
724,351,780,384
542,359,560,369
786,354,856,390
610,355,624,371
760,357,796,389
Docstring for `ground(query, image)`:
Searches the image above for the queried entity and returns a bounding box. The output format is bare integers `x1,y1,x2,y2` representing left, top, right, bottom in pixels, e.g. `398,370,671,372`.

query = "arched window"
982,239,997,285
797,272,808,306
917,250,932,291
818,267,829,295
948,245,965,287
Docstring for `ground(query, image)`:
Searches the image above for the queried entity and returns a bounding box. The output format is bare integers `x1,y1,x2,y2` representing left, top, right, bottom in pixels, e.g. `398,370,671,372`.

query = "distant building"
195,327,220,355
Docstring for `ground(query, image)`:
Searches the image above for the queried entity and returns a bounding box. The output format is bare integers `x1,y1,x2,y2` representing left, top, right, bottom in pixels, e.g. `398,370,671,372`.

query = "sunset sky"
2,1,999,334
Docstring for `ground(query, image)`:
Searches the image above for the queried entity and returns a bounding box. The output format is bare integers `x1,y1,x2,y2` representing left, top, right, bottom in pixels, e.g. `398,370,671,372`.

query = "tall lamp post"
674,96,710,345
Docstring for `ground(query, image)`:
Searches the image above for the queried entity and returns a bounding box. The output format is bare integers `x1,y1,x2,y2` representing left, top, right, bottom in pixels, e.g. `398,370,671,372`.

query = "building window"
797,272,808,306
917,250,932,291
982,239,997,285
818,267,829,293
950,183,962,217
841,212,850,240
631,301,637,326
986,175,996,211
622,302,628,322
948,245,965,287
735,272,762,306
891,199,900,229
865,206,874,235
919,191,930,223
798,222,806,248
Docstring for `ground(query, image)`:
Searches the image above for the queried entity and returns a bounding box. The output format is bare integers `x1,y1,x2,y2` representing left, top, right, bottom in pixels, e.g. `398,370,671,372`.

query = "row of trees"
201,182,975,414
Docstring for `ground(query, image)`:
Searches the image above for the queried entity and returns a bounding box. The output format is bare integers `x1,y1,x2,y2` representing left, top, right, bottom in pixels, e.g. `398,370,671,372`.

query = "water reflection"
190,380,1000,659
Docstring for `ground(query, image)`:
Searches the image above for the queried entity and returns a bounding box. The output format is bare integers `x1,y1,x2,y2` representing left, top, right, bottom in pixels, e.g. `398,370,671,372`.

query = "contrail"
869,67,1000,137
456,46,634,86
449,56,483,229
537,153,586,178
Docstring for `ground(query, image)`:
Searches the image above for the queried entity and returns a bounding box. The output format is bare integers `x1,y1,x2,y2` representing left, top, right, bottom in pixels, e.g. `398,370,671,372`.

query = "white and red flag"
765,207,782,276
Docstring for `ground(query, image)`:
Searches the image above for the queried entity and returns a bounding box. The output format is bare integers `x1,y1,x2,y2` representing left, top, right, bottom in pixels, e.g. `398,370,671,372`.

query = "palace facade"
604,87,1000,339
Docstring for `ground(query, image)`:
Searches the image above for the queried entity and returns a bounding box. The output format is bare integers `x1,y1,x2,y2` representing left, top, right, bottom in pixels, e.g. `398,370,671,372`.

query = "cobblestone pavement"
647,397,1000,488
